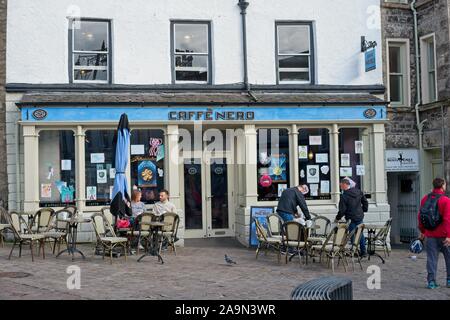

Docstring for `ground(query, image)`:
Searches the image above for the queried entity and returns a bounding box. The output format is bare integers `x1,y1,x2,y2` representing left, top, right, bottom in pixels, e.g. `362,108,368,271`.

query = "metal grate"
398,204,418,243
291,276,353,300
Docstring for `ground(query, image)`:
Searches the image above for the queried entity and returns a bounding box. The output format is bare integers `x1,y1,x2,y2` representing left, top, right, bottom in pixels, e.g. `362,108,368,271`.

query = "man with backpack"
418,178,450,289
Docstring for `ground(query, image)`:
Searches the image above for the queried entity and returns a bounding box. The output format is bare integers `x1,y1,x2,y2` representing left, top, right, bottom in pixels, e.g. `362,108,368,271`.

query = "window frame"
275,21,315,85
69,18,112,84
420,33,438,104
170,20,212,85
386,38,411,107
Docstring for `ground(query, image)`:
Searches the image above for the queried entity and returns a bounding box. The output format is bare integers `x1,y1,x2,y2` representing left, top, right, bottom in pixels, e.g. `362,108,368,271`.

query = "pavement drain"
0,272,32,278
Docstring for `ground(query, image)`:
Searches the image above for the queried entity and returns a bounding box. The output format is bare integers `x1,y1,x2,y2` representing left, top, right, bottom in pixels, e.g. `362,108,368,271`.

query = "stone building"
382,0,449,243
0,0,7,209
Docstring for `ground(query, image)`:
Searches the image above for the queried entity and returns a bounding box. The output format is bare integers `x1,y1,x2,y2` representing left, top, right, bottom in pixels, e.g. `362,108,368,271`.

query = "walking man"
334,178,368,257
276,185,311,222
418,178,450,289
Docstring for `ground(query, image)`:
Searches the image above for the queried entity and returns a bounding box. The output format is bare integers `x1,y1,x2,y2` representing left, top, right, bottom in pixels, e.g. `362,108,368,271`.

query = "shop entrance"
181,151,235,238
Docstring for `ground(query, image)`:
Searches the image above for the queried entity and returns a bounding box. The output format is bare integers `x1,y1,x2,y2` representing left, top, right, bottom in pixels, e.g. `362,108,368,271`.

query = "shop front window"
338,128,370,197
257,129,290,201
85,130,115,206
298,128,331,200
130,129,165,204
39,130,76,207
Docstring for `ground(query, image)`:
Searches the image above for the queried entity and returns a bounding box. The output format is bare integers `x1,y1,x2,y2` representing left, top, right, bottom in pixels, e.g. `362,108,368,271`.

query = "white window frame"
71,19,110,84
386,39,411,107
384,0,408,4
276,23,312,85
172,22,210,84
420,33,438,104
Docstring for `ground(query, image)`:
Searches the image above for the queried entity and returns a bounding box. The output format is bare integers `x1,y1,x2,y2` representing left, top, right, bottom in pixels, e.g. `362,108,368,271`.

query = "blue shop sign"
365,49,376,72
21,105,386,122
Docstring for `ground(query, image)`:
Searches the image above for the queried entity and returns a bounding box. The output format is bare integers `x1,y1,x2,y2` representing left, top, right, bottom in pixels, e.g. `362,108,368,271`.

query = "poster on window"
306,165,320,183
97,170,107,184
320,180,330,194
310,184,319,197
86,186,97,200
131,144,145,155
91,153,105,164
269,154,287,181
298,146,308,159
61,160,71,171
340,153,350,167
61,185,75,203
356,165,365,176
278,184,288,197
315,153,328,163
340,167,353,177
355,141,364,154
41,184,52,198
138,160,157,187
309,136,322,146
109,168,116,179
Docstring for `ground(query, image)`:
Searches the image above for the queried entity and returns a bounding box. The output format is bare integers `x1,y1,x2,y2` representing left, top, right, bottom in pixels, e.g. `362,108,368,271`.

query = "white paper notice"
87,186,97,200
97,169,107,184
315,153,328,163
298,146,308,159
61,160,71,171
356,165,365,176
309,136,322,145
341,153,350,167
306,165,320,183
355,141,364,154
340,167,353,177
320,180,330,194
131,144,145,155
91,153,105,164
110,168,116,179
310,184,319,196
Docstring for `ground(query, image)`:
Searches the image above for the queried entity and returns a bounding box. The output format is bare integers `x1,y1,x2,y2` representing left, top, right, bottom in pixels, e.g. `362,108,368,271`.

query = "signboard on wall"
385,149,419,172
365,49,376,72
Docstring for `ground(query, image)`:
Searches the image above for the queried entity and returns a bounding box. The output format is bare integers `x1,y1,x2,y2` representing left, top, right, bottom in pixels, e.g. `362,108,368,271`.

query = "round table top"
62,217,92,224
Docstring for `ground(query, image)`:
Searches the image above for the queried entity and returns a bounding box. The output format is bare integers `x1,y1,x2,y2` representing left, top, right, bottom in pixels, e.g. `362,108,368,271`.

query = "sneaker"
138,244,144,250
427,281,440,289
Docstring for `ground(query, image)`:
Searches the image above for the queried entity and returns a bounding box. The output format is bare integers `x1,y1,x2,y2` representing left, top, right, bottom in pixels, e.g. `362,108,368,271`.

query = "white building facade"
6,0,389,245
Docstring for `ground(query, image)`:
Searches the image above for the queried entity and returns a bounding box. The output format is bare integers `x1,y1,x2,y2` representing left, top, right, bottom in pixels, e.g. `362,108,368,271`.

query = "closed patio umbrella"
110,113,132,218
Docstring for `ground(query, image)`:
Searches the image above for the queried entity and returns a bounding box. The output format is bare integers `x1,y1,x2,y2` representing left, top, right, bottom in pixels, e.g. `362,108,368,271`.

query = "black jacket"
276,187,311,219
336,188,368,222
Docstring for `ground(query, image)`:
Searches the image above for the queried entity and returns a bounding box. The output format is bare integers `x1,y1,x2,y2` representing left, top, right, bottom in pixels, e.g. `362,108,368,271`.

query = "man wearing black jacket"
276,185,311,223
335,178,368,256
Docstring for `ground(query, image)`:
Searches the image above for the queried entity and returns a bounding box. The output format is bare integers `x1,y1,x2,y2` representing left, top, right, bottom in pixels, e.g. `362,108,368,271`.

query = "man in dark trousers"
418,178,450,289
276,185,311,223
335,178,368,256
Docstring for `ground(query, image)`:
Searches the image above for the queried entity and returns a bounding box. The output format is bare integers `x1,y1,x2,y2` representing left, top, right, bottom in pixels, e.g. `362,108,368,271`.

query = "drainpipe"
237,0,257,102
411,0,425,194
441,105,445,180
15,119,21,211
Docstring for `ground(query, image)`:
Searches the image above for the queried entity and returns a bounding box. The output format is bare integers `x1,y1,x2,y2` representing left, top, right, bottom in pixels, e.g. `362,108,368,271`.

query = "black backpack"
419,193,443,230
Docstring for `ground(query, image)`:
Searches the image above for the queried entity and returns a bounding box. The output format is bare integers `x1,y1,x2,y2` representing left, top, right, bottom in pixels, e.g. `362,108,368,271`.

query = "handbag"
116,218,130,229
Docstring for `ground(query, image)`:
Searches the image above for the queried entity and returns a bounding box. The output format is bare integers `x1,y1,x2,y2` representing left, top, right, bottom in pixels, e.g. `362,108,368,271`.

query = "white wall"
7,0,382,85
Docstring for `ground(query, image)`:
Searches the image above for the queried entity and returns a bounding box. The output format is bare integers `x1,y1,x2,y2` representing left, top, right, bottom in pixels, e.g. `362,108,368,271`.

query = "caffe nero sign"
385,149,419,172
169,111,255,121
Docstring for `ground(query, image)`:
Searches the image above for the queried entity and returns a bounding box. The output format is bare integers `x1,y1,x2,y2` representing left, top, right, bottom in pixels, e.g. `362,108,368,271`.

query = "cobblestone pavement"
0,240,449,300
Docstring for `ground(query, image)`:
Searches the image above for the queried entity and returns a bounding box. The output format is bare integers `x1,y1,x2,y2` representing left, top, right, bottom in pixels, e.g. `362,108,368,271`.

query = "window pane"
389,46,401,73
130,130,165,205
74,21,108,52
85,130,115,206
427,41,435,70
175,24,208,53
298,129,331,200
176,70,207,82
389,74,403,103
74,54,107,67
74,69,107,81
278,25,310,54
175,54,208,69
39,131,76,207
279,55,309,69
257,129,290,201
279,72,309,82
428,71,436,102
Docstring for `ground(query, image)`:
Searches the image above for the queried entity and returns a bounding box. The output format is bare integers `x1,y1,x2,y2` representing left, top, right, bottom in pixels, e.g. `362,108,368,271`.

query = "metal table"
364,224,385,264
56,217,91,261
137,222,165,264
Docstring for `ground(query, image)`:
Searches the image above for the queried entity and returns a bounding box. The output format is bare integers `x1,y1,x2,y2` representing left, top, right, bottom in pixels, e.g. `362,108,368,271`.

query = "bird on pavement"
224,254,237,265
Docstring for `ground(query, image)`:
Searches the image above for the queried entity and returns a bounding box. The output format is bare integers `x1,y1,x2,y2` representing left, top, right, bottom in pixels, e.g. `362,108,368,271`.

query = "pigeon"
224,254,237,265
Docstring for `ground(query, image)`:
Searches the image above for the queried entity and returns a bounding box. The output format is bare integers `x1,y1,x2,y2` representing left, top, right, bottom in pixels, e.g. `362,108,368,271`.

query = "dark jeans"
348,220,366,255
278,211,294,223
426,237,450,283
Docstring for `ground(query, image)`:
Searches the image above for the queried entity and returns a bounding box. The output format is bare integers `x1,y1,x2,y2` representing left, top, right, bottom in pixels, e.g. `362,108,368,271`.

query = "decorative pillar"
74,126,85,213
290,124,299,187
23,125,39,212
244,125,258,206
372,123,387,203
330,124,340,205
166,125,181,208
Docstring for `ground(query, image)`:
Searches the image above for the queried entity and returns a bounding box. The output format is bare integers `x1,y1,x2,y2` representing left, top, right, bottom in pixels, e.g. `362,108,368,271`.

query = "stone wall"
0,0,7,208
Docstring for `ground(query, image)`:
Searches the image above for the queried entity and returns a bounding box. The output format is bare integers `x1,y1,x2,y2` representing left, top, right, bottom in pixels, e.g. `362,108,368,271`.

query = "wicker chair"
344,223,365,271
266,213,283,240
91,212,128,264
254,218,281,263
159,212,180,255
7,211,47,262
0,207,11,247
42,208,72,254
30,208,55,233
127,212,154,255
373,218,393,257
311,224,349,273
281,221,309,266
